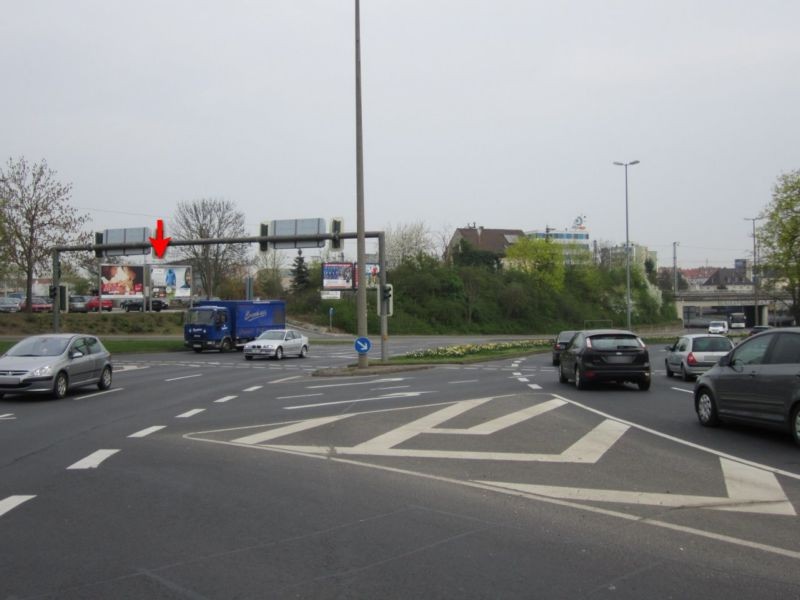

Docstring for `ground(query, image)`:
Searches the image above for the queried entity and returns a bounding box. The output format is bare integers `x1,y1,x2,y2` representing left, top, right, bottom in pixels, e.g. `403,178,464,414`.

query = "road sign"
270,218,326,249
102,227,151,257
355,337,372,354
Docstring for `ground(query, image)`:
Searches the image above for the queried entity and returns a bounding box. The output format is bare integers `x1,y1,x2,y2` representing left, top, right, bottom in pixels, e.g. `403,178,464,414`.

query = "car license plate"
193,344,202,349
604,355,634,364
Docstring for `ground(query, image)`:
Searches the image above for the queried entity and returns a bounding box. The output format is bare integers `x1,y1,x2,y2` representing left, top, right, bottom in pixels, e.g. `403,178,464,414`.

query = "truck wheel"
193,348,203,353
220,338,232,352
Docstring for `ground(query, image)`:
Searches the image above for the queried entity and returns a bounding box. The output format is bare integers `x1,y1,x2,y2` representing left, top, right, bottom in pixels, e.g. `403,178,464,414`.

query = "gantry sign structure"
50,228,391,364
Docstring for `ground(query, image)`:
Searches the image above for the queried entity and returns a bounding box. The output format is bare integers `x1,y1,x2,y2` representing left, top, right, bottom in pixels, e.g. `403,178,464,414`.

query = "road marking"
243,385,263,392
128,426,166,438
276,393,324,400
0,413,16,420
270,375,303,384
306,377,405,389
448,379,479,384
176,409,206,418
214,395,238,403
513,372,522,376
430,399,566,435
371,385,410,390
0,495,35,517
233,414,354,445
671,387,693,394
284,391,435,410
528,384,543,390
478,458,795,516
73,388,123,401
517,378,530,383
114,364,150,372
165,374,202,382
67,449,120,470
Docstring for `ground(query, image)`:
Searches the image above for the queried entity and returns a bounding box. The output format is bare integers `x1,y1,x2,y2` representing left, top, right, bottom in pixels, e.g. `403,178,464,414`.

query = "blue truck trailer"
184,300,286,352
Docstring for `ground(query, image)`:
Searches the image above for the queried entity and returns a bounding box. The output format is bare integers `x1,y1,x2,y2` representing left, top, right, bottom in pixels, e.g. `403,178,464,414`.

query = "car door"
713,333,775,419
561,333,584,379
65,338,96,384
758,332,800,425
667,337,687,372
83,336,105,381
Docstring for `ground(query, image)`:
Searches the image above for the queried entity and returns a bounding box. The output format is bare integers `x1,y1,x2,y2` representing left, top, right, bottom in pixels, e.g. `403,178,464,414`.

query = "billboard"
150,266,192,301
322,262,354,290
101,265,144,297
354,263,380,289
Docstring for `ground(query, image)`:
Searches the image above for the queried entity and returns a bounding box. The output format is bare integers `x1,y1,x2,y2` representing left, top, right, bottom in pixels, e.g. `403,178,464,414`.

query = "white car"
243,329,309,360
707,321,729,334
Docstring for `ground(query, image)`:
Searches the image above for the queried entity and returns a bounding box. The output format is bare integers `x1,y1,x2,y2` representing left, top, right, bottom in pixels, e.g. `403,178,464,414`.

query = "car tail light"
585,338,593,349
687,352,697,366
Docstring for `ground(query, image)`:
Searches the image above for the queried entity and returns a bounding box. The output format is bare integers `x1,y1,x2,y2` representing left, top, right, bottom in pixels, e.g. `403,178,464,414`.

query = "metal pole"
673,241,679,294
624,164,631,330
355,0,368,368
745,217,761,326
378,232,388,363
52,251,61,332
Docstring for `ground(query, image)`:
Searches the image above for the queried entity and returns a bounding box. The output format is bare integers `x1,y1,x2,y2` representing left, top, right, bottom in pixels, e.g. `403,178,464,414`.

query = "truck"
184,300,286,353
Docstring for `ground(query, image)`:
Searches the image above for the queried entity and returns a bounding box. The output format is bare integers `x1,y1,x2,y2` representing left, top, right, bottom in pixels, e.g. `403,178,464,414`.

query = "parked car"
0,297,22,313
85,296,113,312
708,320,729,334
69,295,89,313
551,330,577,366
0,333,113,399
694,327,800,445
558,329,651,390
121,298,169,312
748,325,773,337
22,297,53,313
664,334,734,381
243,328,309,360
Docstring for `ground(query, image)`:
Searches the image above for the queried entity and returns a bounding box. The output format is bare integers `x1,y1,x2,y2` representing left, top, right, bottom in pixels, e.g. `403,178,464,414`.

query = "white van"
708,320,729,334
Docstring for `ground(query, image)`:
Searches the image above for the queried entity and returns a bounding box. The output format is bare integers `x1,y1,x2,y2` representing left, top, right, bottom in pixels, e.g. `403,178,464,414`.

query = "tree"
170,198,248,299
504,237,565,291
290,249,311,294
255,248,286,298
759,169,800,324
0,157,90,310
385,221,436,268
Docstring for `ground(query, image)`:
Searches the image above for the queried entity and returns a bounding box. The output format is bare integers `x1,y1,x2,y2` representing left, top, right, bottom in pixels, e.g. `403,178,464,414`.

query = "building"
445,225,525,263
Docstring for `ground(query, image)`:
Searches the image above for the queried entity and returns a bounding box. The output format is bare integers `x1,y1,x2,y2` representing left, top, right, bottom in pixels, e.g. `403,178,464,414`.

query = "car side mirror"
664,345,673,351
70,350,84,359
718,354,731,367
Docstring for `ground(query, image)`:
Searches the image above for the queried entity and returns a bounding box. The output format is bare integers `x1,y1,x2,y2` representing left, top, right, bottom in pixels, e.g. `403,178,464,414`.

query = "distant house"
703,267,751,288
445,226,525,265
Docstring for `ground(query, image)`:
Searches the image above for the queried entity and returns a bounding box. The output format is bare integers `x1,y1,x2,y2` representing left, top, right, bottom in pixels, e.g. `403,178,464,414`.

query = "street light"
613,160,640,330
744,216,764,326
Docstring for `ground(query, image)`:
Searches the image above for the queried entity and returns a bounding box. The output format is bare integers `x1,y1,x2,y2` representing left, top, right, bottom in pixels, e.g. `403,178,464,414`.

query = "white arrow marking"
0,495,35,517
477,458,795,516
306,378,404,389
166,374,202,382
67,449,120,470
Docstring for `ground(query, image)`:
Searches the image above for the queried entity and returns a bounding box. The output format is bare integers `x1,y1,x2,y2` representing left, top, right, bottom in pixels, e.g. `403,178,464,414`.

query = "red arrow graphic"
149,219,171,258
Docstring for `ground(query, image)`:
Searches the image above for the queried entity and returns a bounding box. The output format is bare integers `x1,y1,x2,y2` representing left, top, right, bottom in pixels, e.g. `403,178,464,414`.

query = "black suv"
122,298,169,312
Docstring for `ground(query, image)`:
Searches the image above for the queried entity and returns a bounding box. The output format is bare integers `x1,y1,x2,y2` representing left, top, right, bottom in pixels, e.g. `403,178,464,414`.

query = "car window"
85,337,104,355
589,335,640,350
677,339,688,352
71,339,90,356
7,336,70,357
731,334,773,366
766,333,800,365
557,331,576,343
692,337,733,352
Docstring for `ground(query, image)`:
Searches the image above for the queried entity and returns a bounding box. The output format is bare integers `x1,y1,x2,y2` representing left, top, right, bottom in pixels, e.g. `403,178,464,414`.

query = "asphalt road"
2,341,800,599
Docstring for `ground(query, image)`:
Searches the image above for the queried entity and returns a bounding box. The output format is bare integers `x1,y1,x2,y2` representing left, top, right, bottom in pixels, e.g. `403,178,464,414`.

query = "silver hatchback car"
665,334,733,381
0,334,113,399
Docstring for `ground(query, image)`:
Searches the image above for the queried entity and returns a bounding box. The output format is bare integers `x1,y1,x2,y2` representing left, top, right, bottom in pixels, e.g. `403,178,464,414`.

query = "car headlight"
31,365,53,377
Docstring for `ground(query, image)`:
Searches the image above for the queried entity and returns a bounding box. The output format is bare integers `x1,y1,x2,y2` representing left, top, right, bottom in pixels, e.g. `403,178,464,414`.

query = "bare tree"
170,198,248,299
254,248,286,298
385,221,437,268
0,157,90,309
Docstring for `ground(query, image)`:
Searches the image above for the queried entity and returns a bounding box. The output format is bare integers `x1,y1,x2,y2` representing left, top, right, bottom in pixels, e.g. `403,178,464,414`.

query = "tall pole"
613,160,639,330
745,217,762,326
673,241,679,294
355,0,368,368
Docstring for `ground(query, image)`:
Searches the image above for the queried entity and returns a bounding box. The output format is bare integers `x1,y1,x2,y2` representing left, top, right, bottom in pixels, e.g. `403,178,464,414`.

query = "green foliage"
505,237,565,291
451,240,501,270
290,249,311,294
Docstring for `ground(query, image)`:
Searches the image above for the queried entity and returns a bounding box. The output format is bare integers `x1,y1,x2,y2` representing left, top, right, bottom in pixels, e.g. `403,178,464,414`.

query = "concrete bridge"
673,289,789,327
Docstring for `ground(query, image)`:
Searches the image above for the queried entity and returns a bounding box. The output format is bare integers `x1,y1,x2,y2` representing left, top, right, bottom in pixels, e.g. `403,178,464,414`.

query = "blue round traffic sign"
355,337,372,354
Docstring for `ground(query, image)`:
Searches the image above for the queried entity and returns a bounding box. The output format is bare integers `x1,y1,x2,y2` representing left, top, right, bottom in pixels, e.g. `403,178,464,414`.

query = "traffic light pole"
378,232,388,362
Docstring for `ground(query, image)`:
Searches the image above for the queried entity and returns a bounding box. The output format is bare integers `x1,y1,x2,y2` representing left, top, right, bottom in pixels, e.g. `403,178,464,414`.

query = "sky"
2,0,799,269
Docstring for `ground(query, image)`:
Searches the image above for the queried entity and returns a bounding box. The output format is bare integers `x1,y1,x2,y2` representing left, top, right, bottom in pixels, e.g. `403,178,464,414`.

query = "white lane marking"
113,364,150,372
528,384,543,390
214,395,238,403
513,372,522,376
176,409,206,418
448,379,479,384
306,377,405,389
478,458,795,516
517,378,530,383
0,413,16,420
73,388,123,401
430,399,566,435
243,386,263,392
671,387,693,394
165,374,202,382
270,375,303,384
284,391,434,410
233,414,354,445
67,449,120,470
370,386,410,391
0,495,35,517
551,393,800,482
128,426,166,438
276,393,324,400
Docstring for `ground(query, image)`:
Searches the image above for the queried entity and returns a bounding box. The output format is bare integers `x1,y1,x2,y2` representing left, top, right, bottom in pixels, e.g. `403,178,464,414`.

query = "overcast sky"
3,1,799,268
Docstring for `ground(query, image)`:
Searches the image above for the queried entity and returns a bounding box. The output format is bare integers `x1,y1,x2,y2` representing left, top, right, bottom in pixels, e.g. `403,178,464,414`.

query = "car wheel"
245,355,253,361
696,388,720,427
665,360,673,378
125,306,132,312
638,378,651,391
558,363,568,383
575,367,587,390
53,372,68,399
220,338,232,353
552,357,559,367
98,366,112,390
299,345,308,358
681,364,693,382
274,347,283,360
791,404,800,446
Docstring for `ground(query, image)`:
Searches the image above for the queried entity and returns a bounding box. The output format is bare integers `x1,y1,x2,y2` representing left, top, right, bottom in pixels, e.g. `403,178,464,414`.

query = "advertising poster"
101,265,144,298
354,263,380,289
151,266,193,301
322,263,354,290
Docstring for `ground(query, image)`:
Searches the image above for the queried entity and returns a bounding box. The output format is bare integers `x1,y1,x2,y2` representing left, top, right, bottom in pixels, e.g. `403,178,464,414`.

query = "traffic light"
94,232,104,258
49,285,57,299
330,218,343,250
381,283,394,317
259,222,269,252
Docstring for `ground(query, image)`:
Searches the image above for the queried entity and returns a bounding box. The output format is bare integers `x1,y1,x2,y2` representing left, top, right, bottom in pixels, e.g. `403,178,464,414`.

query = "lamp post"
354,0,368,368
613,160,640,330
744,217,764,326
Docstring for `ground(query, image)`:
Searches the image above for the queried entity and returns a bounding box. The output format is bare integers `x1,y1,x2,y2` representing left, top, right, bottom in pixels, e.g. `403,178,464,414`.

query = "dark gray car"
0,333,113,399
694,328,800,445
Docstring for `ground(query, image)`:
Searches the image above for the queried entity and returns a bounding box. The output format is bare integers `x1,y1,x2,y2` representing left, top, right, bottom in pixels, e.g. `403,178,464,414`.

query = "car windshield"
709,321,725,327
186,309,216,325
557,331,576,343
0,298,18,304
7,336,70,357
257,330,286,340
693,337,733,352
589,335,641,350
